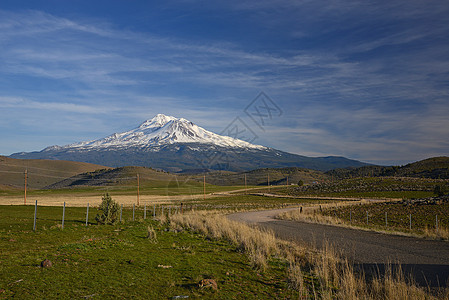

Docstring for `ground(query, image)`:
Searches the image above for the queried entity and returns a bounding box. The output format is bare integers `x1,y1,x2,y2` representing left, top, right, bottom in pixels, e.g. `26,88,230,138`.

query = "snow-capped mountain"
51,114,266,151
11,114,369,172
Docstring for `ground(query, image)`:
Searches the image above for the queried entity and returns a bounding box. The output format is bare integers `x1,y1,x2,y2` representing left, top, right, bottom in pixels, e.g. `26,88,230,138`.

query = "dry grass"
169,210,439,299
424,225,449,240
279,203,449,241
170,211,278,271
146,225,157,242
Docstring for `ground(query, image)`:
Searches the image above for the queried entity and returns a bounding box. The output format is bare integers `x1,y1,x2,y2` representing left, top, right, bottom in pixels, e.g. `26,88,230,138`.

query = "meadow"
1,198,443,299
1,169,448,299
0,205,298,299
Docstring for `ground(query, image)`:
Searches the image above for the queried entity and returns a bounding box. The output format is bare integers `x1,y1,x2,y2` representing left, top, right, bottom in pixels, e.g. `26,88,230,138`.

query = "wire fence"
324,205,449,235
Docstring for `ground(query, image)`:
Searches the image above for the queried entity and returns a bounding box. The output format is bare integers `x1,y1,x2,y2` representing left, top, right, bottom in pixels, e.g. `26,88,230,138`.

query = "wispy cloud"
0,4,448,163
0,96,116,114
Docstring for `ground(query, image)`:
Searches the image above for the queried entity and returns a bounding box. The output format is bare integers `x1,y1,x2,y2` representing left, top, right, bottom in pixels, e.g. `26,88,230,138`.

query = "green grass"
271,176,443,200
321,201,449,235
188,194,338,211
0,183,253,198
0,205,297,299
304,190,433,199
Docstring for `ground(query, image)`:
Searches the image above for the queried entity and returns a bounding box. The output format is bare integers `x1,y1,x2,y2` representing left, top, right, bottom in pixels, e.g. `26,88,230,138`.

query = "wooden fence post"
86,203,89,227
120,204,123,222
33,200,37,231
62,202,66,229
436,215,439,233
409,214,412,230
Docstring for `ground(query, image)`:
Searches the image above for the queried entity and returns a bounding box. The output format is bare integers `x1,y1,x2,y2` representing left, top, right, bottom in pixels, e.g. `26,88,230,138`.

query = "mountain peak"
139,114,177,129
56,114,266,150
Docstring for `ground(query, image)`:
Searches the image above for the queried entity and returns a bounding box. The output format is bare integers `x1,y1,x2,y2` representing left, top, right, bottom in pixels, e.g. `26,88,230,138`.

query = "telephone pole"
24,169,27,205
267,173,270,193
203,175,206,201
244,173,247,195
137,174,140,206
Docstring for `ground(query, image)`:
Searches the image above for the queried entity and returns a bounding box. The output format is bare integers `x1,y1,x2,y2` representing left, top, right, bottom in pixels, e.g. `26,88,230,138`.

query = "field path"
228,208,449,288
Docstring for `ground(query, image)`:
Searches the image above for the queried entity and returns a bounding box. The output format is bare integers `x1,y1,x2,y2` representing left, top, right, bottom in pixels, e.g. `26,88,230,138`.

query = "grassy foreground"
1,204,443,299
0,205,296,299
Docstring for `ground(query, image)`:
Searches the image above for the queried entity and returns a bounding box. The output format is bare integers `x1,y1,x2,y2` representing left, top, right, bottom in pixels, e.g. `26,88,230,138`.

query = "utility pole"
267,173,270,193
244,173,247,195
24,169,27,205
203,175,206,201
137,174,140,206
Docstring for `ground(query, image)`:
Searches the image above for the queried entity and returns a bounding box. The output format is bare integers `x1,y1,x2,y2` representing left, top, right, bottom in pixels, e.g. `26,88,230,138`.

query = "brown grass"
279,202,449,241
424,225,449,240
168,210,439,299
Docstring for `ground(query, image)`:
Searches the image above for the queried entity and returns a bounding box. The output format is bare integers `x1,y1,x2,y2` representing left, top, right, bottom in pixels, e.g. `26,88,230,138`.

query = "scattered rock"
40,259,52,268
198,279,217,290
158,264,172,269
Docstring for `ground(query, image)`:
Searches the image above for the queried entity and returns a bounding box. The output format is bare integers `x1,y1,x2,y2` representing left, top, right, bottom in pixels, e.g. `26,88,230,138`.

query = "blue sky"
1,0,448,165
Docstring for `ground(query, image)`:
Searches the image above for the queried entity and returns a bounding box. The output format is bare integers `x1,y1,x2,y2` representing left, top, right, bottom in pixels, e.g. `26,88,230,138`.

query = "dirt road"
228,208,449,288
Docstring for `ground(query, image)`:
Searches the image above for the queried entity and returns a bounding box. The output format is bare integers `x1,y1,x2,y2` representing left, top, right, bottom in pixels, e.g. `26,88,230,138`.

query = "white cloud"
0,96,115,114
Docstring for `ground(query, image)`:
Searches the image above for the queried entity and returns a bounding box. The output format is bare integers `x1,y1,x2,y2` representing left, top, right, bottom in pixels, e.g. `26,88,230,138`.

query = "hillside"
327,157,449,179
45,166,176,189
0,156,109,189
188,167,329,186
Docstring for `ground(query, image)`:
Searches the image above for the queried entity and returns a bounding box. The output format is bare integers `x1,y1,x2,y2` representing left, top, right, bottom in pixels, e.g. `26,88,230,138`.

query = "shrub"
434,184,448,196
96,193,120,225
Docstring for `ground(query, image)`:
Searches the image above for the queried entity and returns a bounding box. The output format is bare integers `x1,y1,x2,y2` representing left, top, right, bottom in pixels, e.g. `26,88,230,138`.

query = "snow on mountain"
50,114,266,151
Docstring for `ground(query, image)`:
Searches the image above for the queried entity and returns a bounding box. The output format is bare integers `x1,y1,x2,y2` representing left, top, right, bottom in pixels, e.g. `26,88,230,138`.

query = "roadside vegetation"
0,205,297,299
1,203,443,299
271,176,448,199
2,158,449,298
279,196,449,240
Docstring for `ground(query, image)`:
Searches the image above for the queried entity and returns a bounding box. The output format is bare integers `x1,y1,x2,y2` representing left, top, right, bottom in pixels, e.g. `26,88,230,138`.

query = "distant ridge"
0,156,109,189
327,156,449,179
10,114,370,172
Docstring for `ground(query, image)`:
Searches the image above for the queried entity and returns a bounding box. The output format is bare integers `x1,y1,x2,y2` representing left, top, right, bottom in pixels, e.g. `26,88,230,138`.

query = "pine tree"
96,193,120,225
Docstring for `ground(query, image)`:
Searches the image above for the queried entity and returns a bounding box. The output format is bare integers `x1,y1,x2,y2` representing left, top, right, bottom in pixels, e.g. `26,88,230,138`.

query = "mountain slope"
10,114,370,172
0,156,109,189
188,167,329,186
327,156,449,179
43,114,265,151
44,166,177,189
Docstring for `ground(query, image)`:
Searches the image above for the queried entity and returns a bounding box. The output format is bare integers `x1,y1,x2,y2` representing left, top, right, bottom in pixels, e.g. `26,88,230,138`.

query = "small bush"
96,193,120,225
147,225,157,242
434,184,448,196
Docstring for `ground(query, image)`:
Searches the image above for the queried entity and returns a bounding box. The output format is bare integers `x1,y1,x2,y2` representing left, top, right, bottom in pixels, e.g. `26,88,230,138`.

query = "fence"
30,201,189,232
327,206,447,234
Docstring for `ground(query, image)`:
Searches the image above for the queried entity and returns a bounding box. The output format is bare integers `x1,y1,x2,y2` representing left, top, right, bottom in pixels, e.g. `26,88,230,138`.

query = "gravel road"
228,208,449,288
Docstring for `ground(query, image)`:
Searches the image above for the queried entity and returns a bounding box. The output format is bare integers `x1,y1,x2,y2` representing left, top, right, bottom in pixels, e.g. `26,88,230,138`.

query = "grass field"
0,205,298,299
320,199,449,238
270,176,445,200
1,201,441,299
